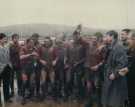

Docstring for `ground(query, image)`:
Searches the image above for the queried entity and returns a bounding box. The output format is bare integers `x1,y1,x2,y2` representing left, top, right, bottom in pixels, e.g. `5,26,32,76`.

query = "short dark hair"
122,29,131,34
0,33,6,40
11,33,19,40
31,33,40,38
26,38,32,44
73,30,80,36
44,36,51,40
44,36,53,46
106,30,118,40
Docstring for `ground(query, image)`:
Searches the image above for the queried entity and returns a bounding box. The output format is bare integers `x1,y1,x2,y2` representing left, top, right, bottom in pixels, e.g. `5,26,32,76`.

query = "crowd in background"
0,25,135,107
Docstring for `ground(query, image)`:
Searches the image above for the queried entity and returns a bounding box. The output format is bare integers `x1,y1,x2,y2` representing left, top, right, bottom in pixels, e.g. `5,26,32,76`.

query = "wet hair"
73,30,80,36
94,32,103,37
106,30,118,40
31,33,40,38
26,38,32,44
94,32,103,41
122,29,131,34
55,39,63,45
11,33,19,40
44,36,51,40
0,33,6,40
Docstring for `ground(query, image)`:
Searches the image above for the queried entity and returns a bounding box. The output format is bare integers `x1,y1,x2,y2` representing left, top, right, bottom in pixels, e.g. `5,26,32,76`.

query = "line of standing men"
0,28,135,107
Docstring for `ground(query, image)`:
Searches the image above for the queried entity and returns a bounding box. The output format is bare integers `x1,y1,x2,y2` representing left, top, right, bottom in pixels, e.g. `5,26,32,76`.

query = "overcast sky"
0,0,134,29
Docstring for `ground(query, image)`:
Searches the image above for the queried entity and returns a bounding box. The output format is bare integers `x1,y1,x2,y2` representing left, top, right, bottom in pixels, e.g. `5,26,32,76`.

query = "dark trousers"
64,68,73,98
34,63,41,96
127,78,135,107
35,70,41,96
72,65,85,100
12,66,22,95
55,69,65,99
0,65,11,102
10,67,15,96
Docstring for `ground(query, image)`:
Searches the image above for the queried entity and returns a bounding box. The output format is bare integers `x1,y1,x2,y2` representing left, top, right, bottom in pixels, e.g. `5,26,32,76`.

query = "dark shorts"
21,61,42,74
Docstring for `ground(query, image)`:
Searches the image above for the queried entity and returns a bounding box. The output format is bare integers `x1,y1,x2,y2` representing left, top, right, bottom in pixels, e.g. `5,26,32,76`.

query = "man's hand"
22,73,28,81
97,45,105,51
40,60,47,65
52,60,57,66
31,52,39,57
64,64,69,69
118,67,129,76
109,73,115,80
91,65,98,71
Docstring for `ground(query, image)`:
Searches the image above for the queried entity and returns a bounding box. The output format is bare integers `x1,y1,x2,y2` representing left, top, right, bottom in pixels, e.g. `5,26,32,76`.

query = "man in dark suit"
0,33,12,103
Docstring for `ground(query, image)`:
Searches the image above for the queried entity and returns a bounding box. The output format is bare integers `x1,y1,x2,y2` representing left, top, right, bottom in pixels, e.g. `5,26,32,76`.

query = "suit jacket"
0,45,11,74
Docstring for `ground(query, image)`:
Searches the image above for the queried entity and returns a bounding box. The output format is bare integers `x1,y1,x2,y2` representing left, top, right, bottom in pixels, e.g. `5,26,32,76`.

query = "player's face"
127,36,135,48
27,39,34,48
121,31,128,41
44,39,51,47
13,36,19,43
0,37,7,45
73,34,81,41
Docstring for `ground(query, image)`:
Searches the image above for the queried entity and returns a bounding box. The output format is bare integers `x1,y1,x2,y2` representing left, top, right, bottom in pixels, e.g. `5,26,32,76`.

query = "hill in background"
0,23,106,39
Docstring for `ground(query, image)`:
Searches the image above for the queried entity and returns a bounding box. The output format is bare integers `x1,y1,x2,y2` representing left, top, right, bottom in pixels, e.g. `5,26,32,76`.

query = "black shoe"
21,99,26,105
7,99,13,103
